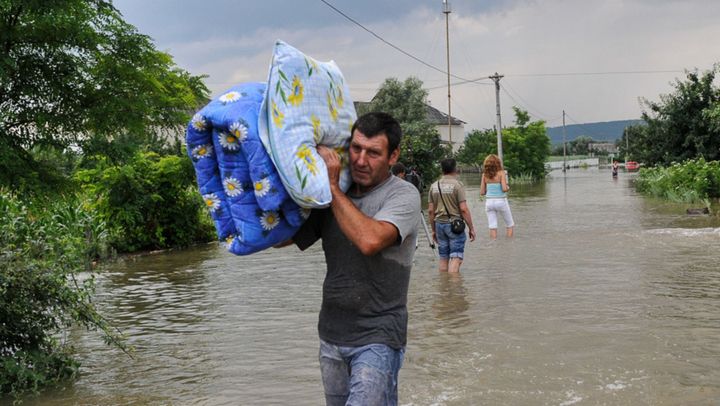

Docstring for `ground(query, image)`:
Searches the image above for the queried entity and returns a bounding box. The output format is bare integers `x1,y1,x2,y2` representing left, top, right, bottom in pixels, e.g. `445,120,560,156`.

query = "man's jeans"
319,339,405,406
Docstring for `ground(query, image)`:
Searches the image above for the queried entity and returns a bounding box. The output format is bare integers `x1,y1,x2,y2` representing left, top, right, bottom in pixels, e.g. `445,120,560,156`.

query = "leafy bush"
635,158,720,202
75,151,215,252
457,107,551,181
0,191,124,397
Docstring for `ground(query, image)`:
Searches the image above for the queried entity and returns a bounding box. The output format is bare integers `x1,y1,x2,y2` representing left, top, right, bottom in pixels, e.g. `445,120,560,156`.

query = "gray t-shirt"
294,175,421,349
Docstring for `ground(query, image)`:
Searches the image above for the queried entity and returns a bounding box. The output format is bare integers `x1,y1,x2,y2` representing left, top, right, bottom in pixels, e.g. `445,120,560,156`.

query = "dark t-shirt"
294,175,421,349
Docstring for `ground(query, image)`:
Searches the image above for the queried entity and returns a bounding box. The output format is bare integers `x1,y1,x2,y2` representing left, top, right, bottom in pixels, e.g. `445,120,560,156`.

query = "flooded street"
22,168,720,405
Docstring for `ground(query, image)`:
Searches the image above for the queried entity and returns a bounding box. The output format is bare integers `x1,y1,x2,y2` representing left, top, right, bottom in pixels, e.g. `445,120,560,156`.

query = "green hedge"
0,192,123,397
635,158,720,203
75,152,215,253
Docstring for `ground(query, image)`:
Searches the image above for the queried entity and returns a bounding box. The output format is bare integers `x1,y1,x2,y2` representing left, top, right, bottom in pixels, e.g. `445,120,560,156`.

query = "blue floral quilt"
186,82,308,255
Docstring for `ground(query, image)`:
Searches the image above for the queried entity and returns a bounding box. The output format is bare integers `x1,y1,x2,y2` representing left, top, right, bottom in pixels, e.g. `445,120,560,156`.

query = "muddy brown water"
18,168,720,405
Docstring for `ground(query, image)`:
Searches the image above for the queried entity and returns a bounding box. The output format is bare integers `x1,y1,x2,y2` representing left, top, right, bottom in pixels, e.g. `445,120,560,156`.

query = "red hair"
483,154,503,179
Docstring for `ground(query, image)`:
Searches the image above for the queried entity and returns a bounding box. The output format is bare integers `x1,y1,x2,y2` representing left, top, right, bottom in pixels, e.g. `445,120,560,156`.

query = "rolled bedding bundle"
186,82,308,255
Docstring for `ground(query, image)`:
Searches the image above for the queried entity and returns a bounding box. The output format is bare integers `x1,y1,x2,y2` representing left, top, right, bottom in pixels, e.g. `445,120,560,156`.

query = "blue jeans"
319,339,405,406
435,221,467,259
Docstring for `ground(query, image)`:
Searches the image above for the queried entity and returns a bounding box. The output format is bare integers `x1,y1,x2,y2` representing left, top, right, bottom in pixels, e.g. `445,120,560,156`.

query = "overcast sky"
112,0,719,131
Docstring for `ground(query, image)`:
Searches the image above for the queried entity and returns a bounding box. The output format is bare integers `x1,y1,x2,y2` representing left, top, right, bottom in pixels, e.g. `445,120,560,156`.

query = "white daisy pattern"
260,211,280,231
218,130,241,151
229,121,249,143
253,178,271,198
203,193,221,213
223,177,243,197
300,208,312,220
191,113,207,132
191,144,213,160
219,91,242,104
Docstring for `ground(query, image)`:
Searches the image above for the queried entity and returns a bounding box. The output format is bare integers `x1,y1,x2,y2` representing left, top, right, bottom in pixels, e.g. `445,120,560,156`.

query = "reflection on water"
16,168,720,405
432,273,469,326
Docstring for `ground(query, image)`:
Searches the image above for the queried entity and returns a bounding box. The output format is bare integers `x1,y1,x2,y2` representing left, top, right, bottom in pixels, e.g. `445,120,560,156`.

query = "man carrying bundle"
292,112,420,405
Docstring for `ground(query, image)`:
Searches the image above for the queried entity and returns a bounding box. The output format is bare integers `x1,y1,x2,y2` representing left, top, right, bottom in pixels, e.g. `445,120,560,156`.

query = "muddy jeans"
319,339,405,406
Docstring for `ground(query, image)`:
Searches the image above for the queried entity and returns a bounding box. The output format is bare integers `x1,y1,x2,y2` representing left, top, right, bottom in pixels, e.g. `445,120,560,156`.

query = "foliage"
635,158,720,203
621,66,720,166
616,122,648,162
0,191,125,397
360,77,448,184
0,0,209,190
457,107,551,180
456,128,496,166
508,172,536,185
75,152,215,253
568,135,593,155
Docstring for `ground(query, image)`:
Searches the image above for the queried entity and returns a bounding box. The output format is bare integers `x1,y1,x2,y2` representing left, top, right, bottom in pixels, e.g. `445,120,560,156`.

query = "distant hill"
546,119,644,144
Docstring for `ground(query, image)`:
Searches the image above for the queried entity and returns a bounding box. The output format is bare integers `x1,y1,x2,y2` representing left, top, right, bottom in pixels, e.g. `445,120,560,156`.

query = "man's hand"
468,228,476,242
316,145,341,188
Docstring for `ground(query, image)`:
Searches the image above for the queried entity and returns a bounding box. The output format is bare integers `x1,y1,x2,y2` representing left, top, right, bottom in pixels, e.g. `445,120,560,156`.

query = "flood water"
19,168,720,405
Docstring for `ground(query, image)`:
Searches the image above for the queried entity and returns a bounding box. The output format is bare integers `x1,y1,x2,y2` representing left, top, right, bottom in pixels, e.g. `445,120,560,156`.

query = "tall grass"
509,172,536,185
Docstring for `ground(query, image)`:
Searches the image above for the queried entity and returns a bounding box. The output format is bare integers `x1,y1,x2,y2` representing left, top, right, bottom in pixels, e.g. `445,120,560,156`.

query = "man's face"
349,130,399,191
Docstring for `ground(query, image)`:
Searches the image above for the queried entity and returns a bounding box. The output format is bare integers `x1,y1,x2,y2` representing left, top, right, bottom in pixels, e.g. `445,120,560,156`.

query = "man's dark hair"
441,158,457,174
391,162,406,176
351,112,402,155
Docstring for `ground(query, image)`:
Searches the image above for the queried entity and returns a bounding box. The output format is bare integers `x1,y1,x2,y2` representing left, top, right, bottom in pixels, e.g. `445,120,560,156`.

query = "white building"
424,104,465,153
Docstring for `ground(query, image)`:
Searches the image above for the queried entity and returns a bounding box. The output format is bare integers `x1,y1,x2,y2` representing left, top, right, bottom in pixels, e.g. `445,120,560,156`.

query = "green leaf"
278,69,289,84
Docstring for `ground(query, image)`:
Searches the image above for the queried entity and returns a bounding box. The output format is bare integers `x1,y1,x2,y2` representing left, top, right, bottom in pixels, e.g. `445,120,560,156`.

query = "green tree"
567,135,593,155
0,0,209,190
616,123,647,162
630,66,720,166
456,128,496,167
361,77,448,184
457,107,550,180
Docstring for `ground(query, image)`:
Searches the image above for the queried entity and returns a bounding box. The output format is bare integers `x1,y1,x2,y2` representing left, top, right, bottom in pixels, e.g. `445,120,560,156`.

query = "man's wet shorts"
435,221,467,259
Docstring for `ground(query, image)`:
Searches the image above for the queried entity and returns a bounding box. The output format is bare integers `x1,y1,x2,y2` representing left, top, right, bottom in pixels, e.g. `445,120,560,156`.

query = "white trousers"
485,198,514,229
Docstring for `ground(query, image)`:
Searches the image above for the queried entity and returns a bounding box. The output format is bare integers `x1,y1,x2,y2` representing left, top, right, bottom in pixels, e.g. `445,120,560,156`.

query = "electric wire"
506,69,683,78
318,0,491,86
562,111,613,140
500,82,555,121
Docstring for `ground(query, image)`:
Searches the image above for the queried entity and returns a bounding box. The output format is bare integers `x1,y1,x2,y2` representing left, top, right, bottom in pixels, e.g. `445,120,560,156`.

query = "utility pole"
489,72,504,163
625,131,628,167
562,110,567,173
443,0,452,150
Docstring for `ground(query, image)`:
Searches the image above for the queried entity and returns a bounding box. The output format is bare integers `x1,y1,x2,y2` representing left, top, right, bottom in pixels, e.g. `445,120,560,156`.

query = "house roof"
353,101,465,126
424,104,465,126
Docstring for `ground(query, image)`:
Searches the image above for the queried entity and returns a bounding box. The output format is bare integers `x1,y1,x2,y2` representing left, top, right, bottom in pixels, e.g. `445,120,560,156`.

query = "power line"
500,82,555,121
426,78,493,90
506,69,683,78
562,111,611,140
318,0,491,86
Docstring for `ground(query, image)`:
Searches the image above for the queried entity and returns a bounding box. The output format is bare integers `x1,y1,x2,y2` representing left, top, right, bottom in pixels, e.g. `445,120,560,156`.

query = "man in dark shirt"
293,112,420,405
